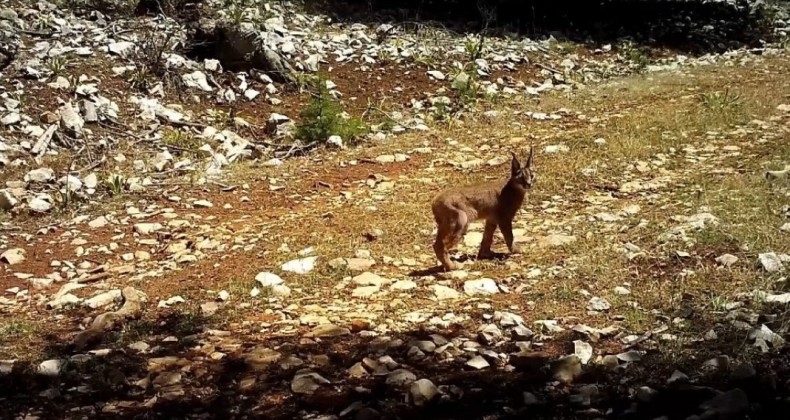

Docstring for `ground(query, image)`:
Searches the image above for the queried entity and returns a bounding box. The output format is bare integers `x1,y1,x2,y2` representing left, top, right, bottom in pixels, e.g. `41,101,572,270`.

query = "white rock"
466,355,490,370
758,252,784,273
281,256,317,274
749,324,785,352
182,71,213,91
755,291,790,304
303,54,320,72
271,284,291,297
28,195,52,212
0,190,16,211
537,234,577,248
352,285,380,298
83,173,98,190
327,135,344,149
25,168,55,183
573,340,593,364
427,70,446,80
59,102,84,135
193,199,213,208
587,297,611,312
108,41,135,56
244,89,260,101
463,278,499,296
37,359,66,377
431,285,461,300
1,248,26,265
134,223,163,235
464,231,483,247
1,113,20,126
452,72,470,90
59,175,82,192
375,154,396,163
88,216,108,229
204,59,222,72
391,280,417,291
352,272,387,287
255,272,285,287
84,289,122,309
268,113,290,124
291,371,330,395
281,41,295,54
46,293,81,309
614,286,630,295
544,144,569,154
386,369,417,387
715,254,739,267
409,378,439,406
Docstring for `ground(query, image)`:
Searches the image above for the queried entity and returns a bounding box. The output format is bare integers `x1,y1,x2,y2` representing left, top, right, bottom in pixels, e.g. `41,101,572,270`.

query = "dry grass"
213,54,790,334
5,54,789,363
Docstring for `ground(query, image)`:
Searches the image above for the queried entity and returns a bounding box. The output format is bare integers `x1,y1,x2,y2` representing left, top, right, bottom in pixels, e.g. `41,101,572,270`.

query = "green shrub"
296,75,368,145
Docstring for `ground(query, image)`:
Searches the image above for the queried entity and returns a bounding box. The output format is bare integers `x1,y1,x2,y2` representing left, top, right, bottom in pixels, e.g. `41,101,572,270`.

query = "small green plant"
133,30,174,82
296,75,368,145
0,320,38,339
619,41,651,71
708,295,729,312
127,66,151,91
452,63,480,107
45,56,68,76
361,97,396,130
162,127,202,154
464,35,484,60
226,2,246,25
219,0,274,26
105,173,126,196
55,189,76,212
431,101,451,122
206,108,237,131
293,71,314,94
698,88,742,113
377,48,392,61
414,52,436,68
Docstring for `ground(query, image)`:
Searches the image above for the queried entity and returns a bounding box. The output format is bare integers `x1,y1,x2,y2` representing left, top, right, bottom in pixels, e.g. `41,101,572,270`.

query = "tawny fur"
431,148,535,271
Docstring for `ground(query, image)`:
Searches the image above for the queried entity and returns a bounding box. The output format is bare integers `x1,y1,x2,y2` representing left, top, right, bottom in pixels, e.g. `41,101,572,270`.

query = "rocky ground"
2,1,790,419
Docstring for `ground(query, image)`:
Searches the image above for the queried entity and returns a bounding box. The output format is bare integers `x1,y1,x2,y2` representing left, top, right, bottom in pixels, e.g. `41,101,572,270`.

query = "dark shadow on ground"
301,0,778,54
1,300,790,419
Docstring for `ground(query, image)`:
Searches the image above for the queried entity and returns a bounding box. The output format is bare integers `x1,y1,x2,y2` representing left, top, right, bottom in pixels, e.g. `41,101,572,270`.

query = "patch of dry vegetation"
207,55,790,336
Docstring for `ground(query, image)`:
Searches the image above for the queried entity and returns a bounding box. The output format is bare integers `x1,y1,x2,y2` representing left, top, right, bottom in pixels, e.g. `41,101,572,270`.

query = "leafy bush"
619,40,652,71
296,76,368,145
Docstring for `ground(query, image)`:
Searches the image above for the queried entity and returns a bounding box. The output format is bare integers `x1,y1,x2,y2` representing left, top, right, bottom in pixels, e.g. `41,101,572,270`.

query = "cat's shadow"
408,252,509,277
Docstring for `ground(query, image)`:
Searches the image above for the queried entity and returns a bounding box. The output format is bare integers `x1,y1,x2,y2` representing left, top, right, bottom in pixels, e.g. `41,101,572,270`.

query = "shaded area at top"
301,0,781,53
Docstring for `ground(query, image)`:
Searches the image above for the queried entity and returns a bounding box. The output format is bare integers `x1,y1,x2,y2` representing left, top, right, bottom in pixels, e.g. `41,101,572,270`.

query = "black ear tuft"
510,151,521,177
525,146,534,168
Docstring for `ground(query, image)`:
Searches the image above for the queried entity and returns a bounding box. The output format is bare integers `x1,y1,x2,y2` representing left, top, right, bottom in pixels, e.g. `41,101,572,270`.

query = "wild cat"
431,148,535,271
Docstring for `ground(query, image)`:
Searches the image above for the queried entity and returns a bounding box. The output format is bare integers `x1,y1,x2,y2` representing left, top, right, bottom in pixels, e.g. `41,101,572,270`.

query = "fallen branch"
275,142,318,159
19,29,54,38
73,287,144,350
32,124,58,158
535,63,563,74
77,155,107,174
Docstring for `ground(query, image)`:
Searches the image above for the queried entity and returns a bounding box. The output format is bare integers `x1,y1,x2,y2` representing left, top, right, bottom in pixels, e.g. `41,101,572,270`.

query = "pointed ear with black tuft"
510,151,521,177
525,146,534,169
